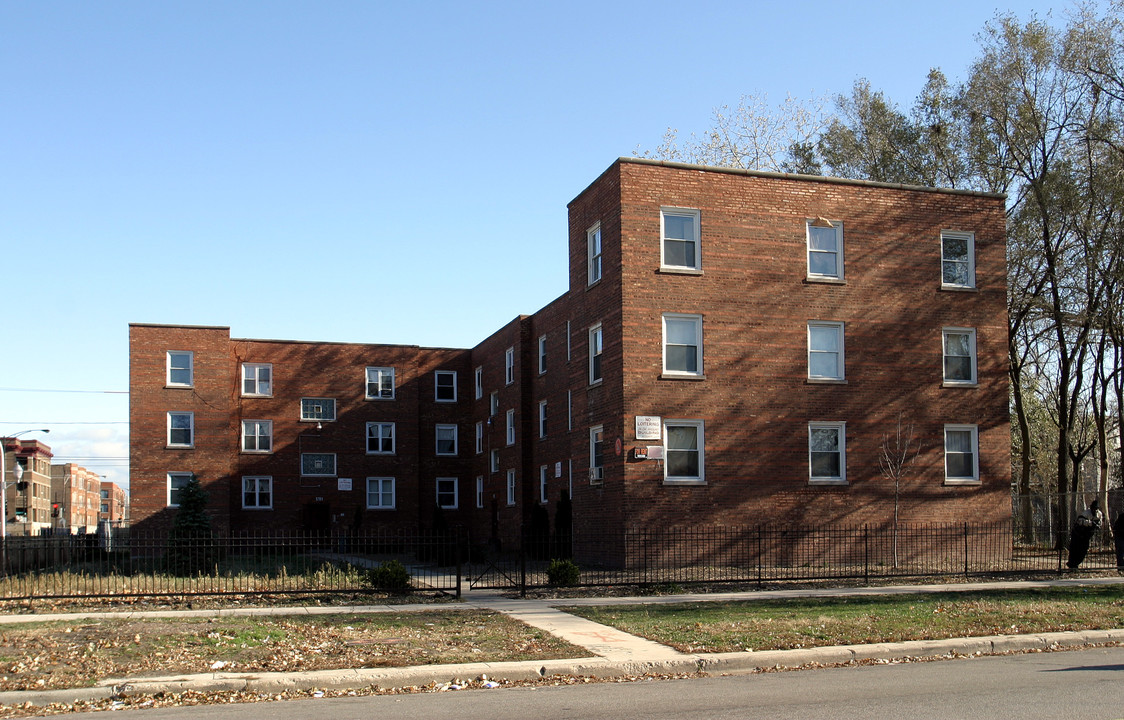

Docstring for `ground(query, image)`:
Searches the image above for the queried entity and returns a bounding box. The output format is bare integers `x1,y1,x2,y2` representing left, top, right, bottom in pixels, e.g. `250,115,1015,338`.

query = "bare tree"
878,413,923,568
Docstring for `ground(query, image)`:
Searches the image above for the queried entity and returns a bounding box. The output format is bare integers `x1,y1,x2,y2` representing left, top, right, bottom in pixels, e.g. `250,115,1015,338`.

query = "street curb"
3,629,1121,707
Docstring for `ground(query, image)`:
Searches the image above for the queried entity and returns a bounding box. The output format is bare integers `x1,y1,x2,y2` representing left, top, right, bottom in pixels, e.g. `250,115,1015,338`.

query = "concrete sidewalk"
2,576,1123,708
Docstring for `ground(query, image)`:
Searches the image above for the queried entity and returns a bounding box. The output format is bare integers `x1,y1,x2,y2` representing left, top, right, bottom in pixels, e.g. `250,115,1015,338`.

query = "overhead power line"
0,387,127,394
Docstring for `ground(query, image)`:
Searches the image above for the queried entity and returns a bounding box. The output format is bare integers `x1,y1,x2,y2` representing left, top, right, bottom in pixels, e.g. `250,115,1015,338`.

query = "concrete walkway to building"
2,576,1123,708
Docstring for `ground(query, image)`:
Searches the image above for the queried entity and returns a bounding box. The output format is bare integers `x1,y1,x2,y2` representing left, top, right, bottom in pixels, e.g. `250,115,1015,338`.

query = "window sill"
660,373,706,381
299,419,336,423
241,507,273,511
663,479,706,486
589,379,603,388
805,276,845,285
586,278,603,289
939,285,978,293
242,394,273,399
944,479,981,486
942,381,979,389
165,385,194,390
807,378,847,385
166,445,194,450
367,506,396,511
658,267,703,276
365,396,396,401
809,479,848,486
241,450,273,455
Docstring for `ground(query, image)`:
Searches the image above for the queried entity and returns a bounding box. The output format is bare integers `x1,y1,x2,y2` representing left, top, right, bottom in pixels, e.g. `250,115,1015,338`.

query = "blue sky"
1,0,1068,488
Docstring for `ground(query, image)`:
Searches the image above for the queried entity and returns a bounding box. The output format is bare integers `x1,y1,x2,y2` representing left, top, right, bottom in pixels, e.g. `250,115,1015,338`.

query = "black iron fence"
0,529,463,601
0,522,1120,602
467,522,1124,592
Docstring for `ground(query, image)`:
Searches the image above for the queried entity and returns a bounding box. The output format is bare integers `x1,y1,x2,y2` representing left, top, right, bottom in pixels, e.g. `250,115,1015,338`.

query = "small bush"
366,560,412,591
547,558,580,587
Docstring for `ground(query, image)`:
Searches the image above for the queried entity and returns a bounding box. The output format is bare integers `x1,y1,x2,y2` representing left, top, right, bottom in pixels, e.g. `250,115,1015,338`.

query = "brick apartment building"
99,481,128,525
129,158,1009,556
50,463,102,533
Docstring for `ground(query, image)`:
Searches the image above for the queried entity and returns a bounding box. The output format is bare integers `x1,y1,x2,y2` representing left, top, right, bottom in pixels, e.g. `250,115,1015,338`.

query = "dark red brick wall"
129,160,1010,549
608,160,1009,530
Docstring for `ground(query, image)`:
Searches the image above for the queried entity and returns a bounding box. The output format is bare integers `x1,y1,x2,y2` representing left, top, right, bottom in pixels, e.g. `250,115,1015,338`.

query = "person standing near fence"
1067,500,1104,569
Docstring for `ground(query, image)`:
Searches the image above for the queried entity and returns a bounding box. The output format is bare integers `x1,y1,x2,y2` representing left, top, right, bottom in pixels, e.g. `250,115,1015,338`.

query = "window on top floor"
588,222,603,284
366,367,395,400
166,351,193,388
661,208,701,271
435,370,457,402
505,347,515,385
941,231,975,289
242,363,272,396
807,219,844,280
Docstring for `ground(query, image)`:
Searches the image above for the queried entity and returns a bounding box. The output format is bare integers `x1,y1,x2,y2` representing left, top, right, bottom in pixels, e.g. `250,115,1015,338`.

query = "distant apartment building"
2,438,54,535
129,158,1010,556
50,464,102,533
99,481,128,525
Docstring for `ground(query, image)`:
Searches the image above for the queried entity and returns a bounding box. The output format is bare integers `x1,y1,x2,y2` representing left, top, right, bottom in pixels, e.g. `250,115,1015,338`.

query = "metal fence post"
519,532,527,599
864,525,869,584
963,522,970,577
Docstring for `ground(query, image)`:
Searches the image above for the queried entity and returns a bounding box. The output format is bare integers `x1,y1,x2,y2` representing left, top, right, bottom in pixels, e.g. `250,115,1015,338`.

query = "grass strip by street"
0,610,585,692
561,585,1124,654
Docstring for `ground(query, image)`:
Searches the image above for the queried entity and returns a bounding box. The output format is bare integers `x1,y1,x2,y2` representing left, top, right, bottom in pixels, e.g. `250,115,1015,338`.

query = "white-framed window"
661,208,701,271
506,409,516,445
301,452,336,477
540,465,549,504
242,363,272,396
567,390,573,432
300,398,336,422
589,324,603,384
474,366,483,400
490,449,500,473
538,335,547,374
167,472,192,507
944,424,980,484
506,469,516,506
241,420,272,453
809,422,847,484
505,347,515,385
663,314,703,377
242,476,272,509
588,222,603,284
475,421,484,454
807,219,844,280
366,477,395,509
366,367,395,400
435,370,457,402
943,327,977,385
538,400,548,438
941,230,975,289
436,424,458,456
566,320,572,361
664,420,704,484
808,321,845,381
166,351,193,387
475,476,484,508
167,412,194,448
589,425,604,483
489,391,499,417
436,477,458,509
366,422,395,454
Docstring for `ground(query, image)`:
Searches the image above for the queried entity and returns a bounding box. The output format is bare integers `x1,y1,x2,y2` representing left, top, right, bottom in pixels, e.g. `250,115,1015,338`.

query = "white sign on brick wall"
635,415,662,441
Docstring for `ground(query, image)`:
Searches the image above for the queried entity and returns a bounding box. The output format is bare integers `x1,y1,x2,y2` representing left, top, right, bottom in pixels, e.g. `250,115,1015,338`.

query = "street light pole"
1,428,50,573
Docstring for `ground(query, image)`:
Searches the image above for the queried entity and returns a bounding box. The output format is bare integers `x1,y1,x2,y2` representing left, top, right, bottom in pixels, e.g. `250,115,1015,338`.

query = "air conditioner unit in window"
589,467,604,484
